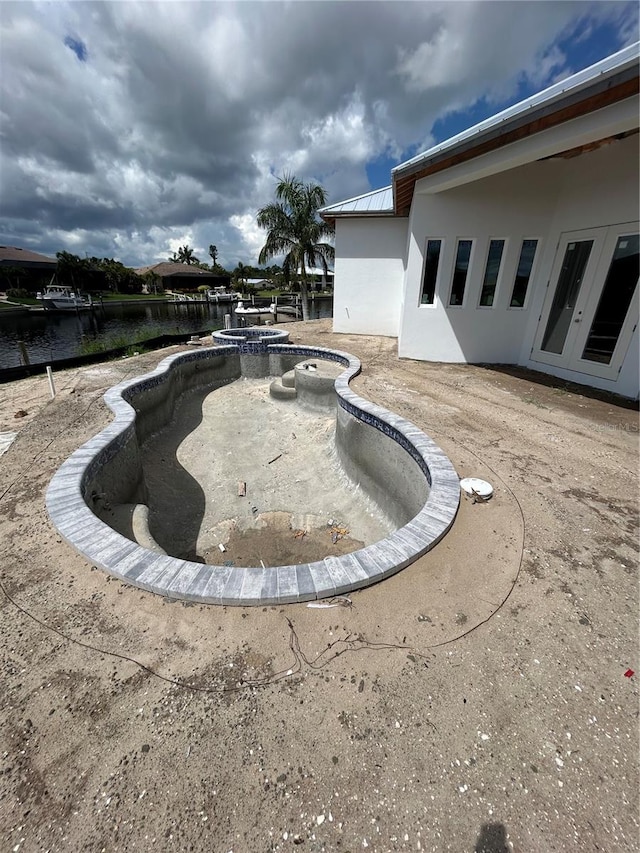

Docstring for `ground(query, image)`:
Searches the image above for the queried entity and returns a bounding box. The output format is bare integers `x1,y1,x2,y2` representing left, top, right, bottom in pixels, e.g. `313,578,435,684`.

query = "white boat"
37,285,93,312
234,300,273,322
208,287,240,303
270,303,301,319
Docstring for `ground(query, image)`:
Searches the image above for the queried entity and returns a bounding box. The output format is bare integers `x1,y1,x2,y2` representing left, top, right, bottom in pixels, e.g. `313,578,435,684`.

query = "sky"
0,1,638,270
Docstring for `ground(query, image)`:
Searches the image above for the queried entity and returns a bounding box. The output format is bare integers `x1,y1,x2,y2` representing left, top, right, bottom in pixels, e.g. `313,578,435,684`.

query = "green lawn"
1,296,40,306
98,292,168,301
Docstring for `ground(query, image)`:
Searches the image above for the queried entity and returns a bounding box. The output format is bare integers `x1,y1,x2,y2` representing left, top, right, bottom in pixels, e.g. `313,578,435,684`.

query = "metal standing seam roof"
319,185,393,218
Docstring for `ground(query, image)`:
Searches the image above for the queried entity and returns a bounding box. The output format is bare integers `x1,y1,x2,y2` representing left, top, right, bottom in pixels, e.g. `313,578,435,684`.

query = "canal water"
0,297,332,369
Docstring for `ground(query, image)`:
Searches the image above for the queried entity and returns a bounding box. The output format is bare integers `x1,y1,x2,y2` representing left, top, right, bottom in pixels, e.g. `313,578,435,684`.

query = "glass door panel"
541,240,593,354
581,234,639,364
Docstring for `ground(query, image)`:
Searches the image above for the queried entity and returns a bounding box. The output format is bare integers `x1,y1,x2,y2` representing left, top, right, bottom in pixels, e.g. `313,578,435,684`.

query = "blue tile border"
212,327,290,350
46,341,460,605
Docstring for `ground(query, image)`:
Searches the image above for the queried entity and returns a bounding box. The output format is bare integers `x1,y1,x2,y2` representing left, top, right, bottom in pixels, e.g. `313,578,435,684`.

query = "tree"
143,270,162,295
56,251,88,287
92,257,141,293
170,245,200,265
233,262,248,288
257,175,334,320
208,244,218,266
0,265,27,295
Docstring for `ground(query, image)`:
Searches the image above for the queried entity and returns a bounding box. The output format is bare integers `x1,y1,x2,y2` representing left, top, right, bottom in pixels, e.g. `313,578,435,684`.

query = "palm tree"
170,245,200,265
257,175,334,320
208,244,218,266
233,261,250,293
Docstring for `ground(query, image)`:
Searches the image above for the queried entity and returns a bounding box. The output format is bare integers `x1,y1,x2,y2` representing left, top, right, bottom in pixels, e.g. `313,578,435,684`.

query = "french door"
532,223,639,379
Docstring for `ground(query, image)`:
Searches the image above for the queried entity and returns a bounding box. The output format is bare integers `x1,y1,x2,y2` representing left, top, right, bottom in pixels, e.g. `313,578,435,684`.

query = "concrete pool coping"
45,342,460,605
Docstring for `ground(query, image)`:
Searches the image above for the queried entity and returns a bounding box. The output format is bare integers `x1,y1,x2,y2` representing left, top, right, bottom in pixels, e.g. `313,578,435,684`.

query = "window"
420,240,442,304
510,239,538,307
449,240,472,306
581,234,639,364
479,240,505,307
541,240,593,354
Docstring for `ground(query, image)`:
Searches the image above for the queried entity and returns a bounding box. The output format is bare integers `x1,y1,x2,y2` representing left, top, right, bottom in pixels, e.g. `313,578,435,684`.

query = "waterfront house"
135,262,231,293
320,43,639,399
0,246,57,292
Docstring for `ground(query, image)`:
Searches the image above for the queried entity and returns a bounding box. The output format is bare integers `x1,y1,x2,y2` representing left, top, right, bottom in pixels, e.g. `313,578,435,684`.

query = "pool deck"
0,319,637,852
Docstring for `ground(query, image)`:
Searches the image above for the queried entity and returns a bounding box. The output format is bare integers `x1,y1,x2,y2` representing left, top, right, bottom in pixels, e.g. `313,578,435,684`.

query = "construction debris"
330,526,349,544
307,596,352,609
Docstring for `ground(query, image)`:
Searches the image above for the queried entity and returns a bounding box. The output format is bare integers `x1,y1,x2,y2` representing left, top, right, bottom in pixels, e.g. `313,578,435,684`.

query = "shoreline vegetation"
75,324,172,357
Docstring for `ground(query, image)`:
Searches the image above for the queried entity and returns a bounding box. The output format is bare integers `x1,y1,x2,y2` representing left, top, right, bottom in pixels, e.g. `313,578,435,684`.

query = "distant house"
321,43,639,399
304,266,334,291
0,246,58,269
244,278,272,289
135,262,231,292
0,246,57,290
244,269,333,292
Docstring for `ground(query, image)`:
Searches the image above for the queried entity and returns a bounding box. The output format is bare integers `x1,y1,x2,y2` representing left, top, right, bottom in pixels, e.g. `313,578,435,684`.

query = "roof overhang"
321,210,397,226
412,95,639,197
392,47,639,214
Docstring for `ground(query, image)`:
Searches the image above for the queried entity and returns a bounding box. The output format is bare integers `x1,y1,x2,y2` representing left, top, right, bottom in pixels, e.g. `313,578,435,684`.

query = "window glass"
449,240,472,306
420,240,442,304
582,234,639,364
541,240,593,354
510,240,538,307
479,240,505,307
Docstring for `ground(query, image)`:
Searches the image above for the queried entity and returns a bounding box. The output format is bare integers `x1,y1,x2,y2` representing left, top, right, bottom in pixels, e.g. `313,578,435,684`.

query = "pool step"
281,369,296,388
269,377,297,400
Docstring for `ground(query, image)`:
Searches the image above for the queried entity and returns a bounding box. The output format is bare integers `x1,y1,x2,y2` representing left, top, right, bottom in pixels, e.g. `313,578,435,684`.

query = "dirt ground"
0,319,638,853
136,374,392,566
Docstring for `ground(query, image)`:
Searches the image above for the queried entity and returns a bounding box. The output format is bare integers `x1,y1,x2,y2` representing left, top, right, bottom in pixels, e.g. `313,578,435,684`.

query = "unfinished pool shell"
46,337,460,605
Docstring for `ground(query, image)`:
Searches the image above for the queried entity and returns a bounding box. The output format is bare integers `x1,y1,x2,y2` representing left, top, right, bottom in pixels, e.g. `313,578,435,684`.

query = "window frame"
448,238,474,308
477,238,506,309
419,238,443,306
508,238,540,310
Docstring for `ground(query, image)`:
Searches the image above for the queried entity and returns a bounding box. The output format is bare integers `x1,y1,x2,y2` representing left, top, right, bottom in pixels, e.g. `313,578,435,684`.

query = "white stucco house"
321,43,639,399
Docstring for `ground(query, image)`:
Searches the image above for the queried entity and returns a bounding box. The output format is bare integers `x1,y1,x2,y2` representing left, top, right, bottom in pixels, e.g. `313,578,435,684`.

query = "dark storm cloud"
0,0,636,267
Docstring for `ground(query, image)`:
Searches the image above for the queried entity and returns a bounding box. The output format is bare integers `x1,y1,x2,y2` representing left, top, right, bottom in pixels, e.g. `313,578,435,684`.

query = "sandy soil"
0,321,638,853
138,374,392,566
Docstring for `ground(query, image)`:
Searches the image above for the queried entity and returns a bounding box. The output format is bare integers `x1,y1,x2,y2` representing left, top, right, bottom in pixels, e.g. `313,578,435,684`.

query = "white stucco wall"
398,161,560,363
397,134,639,397
520,134,639,399
332,218,407,337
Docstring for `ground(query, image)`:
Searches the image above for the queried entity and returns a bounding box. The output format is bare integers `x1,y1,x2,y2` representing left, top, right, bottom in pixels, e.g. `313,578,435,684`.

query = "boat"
207,287,240,303
234,300,273,322
270,303,301,319
36,285,93,312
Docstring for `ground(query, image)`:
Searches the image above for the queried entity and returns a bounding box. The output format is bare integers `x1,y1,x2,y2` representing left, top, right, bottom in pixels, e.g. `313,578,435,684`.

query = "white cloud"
230,213,267,261
0,0,636,267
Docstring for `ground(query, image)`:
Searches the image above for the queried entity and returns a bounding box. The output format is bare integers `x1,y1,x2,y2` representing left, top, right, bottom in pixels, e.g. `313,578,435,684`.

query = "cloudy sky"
1,1,638,269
